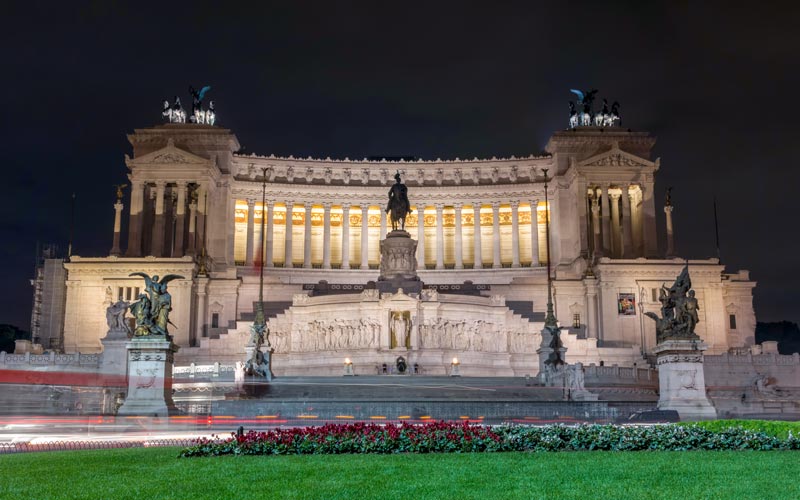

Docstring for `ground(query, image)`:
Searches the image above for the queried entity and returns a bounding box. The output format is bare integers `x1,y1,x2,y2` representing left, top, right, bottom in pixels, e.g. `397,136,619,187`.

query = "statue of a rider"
386,171,412,231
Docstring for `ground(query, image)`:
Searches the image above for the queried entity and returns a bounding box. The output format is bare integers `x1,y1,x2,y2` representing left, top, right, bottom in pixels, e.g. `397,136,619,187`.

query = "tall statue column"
265,201,274,268
150,181,167,257
284,201,295,268
416,205,425,269
454,203,464,269
610,192,621,258
491,202,501,269
245,198,256,267
187,193,197,255
510,201,520,268
435,203,445,270
110,186,125,256
600,184,611,256
665,196,675,257
196,184,207,258
341,204,350,269
590,193,601,257
530,199,540,266
173,182,187,257
125,180,145,257
303,202,313,268
322,202,332,269
472,203,482,269
621,184,634,258
360,203,370,269
585,277,599,339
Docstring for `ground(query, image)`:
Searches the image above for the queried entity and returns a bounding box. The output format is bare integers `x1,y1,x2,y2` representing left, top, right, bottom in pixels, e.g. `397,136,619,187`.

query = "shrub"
179,422,800,457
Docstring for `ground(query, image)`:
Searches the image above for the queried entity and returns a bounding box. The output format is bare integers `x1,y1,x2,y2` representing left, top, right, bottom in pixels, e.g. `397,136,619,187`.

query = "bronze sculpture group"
128,273,184,338
645,266,701,343
386,171,412,231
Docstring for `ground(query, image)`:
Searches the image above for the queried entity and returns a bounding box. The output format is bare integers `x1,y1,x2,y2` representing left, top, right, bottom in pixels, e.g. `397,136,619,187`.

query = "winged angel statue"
129,273,184,338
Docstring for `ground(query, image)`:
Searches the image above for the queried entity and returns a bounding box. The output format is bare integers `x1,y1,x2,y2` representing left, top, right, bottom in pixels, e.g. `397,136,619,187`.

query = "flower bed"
179,422,800,457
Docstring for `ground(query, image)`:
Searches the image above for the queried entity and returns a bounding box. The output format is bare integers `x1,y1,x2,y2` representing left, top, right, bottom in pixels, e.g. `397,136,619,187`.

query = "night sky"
2,2,798,331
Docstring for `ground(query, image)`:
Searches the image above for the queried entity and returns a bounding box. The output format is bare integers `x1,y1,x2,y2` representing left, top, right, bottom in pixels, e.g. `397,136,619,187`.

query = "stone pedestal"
377,231,421,294
653,340,716,420
244,344,273,381
117,338,178,417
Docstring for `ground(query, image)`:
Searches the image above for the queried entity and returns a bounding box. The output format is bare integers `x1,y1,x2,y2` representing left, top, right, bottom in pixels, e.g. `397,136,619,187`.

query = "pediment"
578,146,655,169
380,289,420,307
126,139,210,167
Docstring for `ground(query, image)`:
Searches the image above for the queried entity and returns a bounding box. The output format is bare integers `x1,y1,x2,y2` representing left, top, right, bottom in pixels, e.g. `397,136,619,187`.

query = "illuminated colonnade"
233,201,551,269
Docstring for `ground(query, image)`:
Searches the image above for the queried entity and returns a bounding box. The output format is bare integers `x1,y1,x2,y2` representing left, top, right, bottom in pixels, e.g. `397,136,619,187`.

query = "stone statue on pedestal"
645,265,701,344
105,300,131,339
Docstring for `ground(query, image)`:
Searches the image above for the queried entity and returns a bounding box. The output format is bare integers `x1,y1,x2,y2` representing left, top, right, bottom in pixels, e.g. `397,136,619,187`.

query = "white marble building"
59,122,756,375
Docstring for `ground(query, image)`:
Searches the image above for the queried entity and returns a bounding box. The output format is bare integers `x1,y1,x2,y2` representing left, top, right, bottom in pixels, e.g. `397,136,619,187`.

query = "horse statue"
609,101,620,126
568,102,579,128
386,171,412,231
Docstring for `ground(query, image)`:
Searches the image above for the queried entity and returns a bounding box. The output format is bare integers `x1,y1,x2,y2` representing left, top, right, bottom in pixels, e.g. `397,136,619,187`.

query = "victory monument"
646,266,716,419
117,273,183,417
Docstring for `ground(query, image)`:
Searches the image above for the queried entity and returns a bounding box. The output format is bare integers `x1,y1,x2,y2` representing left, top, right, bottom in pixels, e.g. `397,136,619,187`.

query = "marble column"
585,277,599,339
530,200,539,266
196,185,207,257
360,204,369,269
284,201,294,268
195,277,209,340
304,202,313,268
322,203,332,269
125,180,145,257
642,181,659,258
591,195,601,257
245,199,256,267
621,184,633,258
173,182,187,257
187,200,197,255
417,205,425,269
150,181,166,257
600,185,611,256
454,203,463,269
380,208,387,239
491,202,501,269
435,203,445,269
610,192,621,258
472,203,482,269
665,204,675,257
510,201,520,268
341,204,350,269
110,200,124,256
265,201,274,268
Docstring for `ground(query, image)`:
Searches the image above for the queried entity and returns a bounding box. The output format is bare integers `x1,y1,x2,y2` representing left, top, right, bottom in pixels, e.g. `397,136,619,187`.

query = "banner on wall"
617,293,636,316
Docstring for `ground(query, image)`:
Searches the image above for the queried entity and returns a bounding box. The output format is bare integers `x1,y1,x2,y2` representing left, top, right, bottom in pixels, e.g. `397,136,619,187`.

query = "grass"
1,447,799,499
681,419,800,439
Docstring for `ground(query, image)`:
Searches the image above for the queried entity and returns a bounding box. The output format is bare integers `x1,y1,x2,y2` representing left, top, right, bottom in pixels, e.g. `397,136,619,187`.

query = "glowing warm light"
398,415,411,419
335,415,355,419
369,416,387,420
452,357,460,365
344,358,352,365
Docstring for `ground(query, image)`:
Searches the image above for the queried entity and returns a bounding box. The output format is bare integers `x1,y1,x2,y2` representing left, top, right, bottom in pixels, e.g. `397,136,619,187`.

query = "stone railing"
0,351,101,368
583,364,656,384
173,362,237,378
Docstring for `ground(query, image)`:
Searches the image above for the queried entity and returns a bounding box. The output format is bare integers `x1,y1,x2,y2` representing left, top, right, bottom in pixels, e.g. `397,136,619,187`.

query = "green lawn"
1,448,798,499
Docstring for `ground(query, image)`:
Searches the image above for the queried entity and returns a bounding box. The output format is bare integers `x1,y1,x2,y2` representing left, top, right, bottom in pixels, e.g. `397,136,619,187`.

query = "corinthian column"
173,182,187,257
665,204,675,257
341,204,350,269
245,198,256,266
454,203,463,269
150,181,166,257
187,198,197,255
360,203,369,269
530,199,540,266
125,180,145,257
284,201,294,268
621,184,633,258
600,184,611,255
610,192,621,258
435,203,444,270
322,202,332,269
304,202,313,268
473,203,482,269
491,202,501,269
417,205,425,269
591,194,601,257
265,201,274,268
510,201,520,268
